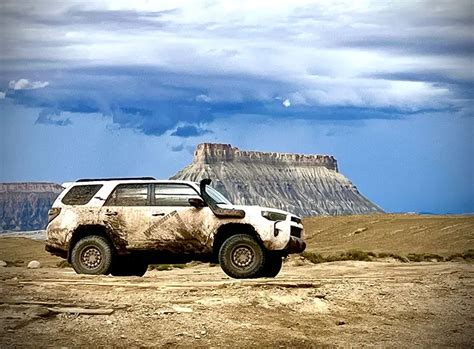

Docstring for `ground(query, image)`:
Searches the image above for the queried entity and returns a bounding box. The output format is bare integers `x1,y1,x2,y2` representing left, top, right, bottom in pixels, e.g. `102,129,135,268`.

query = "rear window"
62,185,102,205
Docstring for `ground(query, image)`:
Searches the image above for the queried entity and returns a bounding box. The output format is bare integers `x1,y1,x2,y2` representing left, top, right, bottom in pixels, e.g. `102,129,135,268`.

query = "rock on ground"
27,260,41,269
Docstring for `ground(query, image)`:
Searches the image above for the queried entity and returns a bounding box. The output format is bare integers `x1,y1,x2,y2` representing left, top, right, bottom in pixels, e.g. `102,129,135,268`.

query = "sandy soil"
304,214,474,256
1,260,472,347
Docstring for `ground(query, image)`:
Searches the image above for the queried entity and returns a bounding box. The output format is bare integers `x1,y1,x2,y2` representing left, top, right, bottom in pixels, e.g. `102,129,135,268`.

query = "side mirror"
188,197,206,208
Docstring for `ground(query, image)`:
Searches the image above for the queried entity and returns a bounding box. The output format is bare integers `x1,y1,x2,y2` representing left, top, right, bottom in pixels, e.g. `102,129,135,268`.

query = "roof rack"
76,177,156,182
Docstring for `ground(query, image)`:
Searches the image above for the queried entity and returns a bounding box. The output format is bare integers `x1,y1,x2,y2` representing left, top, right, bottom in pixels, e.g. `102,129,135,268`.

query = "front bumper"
285,236,306,254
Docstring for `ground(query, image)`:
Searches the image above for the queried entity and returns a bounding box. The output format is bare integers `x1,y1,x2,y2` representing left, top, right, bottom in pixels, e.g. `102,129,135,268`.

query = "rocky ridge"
172,143,383,216
0,183,63,232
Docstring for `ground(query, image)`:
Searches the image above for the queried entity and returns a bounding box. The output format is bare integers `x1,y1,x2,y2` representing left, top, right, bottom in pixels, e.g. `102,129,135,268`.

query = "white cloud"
0,0,471,112
8,79,49,90
0,91,5,99
282,99,291,108
286,77,453,111
196,94,212,103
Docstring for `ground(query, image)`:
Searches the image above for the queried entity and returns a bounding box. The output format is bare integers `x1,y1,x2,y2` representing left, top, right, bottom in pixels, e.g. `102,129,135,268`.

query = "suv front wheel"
70,235,113,275
218,234,266,279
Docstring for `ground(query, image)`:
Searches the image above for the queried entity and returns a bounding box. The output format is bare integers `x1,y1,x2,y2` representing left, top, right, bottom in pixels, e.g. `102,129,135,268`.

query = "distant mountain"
1,144,383,232
0,183,63,232
171,143,383,216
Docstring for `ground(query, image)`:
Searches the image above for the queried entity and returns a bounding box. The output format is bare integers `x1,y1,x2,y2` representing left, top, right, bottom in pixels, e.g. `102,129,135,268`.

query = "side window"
105,184,149,206
154,184,199,206
62,185,103,205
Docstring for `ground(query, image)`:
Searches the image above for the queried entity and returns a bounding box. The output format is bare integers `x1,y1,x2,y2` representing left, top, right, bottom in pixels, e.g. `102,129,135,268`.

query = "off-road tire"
261,252,283,277
110,256,148,277
219,234,266,279
71,235,113,275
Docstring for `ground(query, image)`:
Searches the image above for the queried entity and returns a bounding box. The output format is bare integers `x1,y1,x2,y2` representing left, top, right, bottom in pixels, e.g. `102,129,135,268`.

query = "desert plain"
0,214,473,347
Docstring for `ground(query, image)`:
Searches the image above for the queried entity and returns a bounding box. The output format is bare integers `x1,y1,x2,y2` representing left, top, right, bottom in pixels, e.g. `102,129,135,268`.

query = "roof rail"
76,177,156,182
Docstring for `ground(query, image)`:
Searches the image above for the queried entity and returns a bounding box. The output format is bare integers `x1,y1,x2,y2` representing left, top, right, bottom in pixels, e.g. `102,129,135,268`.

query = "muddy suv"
45,177,306,278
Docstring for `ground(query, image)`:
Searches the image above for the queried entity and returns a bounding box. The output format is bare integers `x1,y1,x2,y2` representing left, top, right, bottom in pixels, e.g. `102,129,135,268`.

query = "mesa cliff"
0,183,63,231
172,143,383,216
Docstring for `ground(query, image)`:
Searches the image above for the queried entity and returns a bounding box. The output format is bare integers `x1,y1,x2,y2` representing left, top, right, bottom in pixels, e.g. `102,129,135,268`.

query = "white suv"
45,178,306,278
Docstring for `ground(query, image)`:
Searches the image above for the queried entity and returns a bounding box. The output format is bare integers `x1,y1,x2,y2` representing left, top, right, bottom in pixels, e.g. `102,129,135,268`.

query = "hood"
218,204,298,218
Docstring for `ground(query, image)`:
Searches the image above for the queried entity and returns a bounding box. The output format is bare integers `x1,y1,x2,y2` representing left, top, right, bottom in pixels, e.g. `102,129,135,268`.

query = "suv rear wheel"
218,234,266,279
71,235,113,275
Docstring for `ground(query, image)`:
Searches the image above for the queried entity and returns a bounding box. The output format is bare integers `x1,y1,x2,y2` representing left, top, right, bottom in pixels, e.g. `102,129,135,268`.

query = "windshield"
205,185,232,205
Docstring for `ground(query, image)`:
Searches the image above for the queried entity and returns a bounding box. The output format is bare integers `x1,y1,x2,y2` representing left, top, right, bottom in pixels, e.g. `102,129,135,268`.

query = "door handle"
151,212,165,216
105,211,118,216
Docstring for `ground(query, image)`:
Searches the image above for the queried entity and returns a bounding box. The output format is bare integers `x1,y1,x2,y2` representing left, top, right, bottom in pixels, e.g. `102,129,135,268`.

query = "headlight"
261,210,287,221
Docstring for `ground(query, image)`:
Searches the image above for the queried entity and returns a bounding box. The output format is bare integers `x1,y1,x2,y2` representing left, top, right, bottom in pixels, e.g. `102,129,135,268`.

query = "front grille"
291,226,302,238
291,216,302,224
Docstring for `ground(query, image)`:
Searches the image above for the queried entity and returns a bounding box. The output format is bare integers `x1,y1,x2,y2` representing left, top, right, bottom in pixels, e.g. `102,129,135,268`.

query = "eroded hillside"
172,143,382,216
0,183,63,231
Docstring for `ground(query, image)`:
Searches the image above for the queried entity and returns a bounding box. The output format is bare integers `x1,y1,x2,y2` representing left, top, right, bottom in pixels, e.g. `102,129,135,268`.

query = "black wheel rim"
80,246,102,270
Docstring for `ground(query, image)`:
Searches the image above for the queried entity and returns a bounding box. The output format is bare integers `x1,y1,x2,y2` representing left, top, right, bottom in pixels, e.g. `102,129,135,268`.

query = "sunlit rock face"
172,143,383,216
0,183,63,231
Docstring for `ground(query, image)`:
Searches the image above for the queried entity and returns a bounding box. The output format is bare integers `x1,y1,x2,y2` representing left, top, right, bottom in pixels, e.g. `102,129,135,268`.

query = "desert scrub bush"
377,252,408,262
446,249,474,262
406,253,444,262
406,253,424,262
6,259,24,267
302,250,469,264
423,253,445,261
464,250,474,260
301,251,326,264
462,249,474,260
343,250,372,261
56,260,72,268
301,250,374,264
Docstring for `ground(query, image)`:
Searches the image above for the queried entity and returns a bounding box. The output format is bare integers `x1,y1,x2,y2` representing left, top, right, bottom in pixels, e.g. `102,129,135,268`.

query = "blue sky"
0,0,473,214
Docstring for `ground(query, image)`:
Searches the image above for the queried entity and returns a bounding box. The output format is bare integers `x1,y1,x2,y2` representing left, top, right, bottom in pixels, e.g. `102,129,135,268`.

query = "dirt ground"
1,260,472,347
303,214,474,256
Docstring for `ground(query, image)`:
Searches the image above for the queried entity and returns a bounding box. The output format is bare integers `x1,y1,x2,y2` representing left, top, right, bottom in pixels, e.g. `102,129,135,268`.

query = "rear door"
146,183,214,253
101,183,153,248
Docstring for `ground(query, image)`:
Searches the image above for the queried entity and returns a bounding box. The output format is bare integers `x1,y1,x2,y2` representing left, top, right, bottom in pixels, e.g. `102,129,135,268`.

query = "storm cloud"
0,0,472,136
